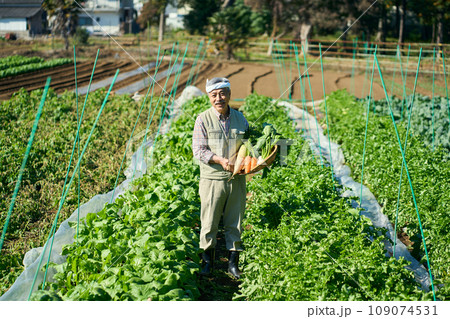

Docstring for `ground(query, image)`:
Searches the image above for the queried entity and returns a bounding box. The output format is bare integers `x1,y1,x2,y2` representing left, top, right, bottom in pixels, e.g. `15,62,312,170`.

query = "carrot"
250,157,258,171
244,156,251,174
229,144,247,181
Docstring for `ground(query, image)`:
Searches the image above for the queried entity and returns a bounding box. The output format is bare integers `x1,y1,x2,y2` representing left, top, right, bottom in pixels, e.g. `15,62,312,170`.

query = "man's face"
208,88,231,115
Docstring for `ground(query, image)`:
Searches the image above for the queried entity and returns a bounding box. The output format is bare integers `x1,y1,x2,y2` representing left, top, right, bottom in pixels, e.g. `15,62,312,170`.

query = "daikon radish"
228,144,247,181
256,155,264,166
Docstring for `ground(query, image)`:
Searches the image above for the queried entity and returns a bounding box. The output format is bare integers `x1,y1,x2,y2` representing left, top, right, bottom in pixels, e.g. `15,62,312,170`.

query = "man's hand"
209,155,234,172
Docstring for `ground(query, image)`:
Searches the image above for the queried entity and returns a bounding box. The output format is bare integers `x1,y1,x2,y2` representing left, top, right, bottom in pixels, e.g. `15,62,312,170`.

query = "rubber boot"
200,249,215,276
228,251,242,279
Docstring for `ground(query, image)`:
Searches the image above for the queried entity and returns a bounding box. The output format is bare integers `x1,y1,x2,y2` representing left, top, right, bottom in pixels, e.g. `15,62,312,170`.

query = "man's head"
206,77,231,115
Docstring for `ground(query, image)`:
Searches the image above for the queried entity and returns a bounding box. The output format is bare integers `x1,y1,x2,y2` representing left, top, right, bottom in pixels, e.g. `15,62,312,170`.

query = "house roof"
0,0,43,19
0,7,42,19
0,0,42,4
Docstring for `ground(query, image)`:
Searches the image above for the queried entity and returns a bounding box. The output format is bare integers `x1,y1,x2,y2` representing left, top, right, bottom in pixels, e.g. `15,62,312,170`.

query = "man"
192,77,249,279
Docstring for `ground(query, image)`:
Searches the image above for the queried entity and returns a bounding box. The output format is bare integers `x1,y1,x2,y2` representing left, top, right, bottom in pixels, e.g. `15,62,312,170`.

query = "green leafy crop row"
0,57,72,79
322,90,449,300
361,94,449,157
234,94,432,300
0,56,44,71
30,95,212,300
0,88,158,296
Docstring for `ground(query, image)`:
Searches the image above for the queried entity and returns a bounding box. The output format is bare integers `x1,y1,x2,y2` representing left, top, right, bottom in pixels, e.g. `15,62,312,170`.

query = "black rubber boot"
200,249,215,276
228,251,242,279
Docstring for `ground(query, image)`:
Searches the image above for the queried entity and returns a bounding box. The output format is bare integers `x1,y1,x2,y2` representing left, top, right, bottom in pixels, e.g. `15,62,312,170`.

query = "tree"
137,0,174,42
180,0,221,35
208,1,253,59
398,0,406,44
43,0,79,50
410,0,450,46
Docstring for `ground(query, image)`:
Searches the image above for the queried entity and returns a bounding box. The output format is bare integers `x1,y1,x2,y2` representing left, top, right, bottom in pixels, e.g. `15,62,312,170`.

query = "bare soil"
1,49,439,104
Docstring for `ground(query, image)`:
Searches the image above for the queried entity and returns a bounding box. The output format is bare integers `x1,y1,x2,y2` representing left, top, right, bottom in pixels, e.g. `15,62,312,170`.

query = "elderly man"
192,77,249,279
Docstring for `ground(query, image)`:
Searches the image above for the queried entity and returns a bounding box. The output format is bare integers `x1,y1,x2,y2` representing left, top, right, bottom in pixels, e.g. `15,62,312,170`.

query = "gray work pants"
199,176,246,251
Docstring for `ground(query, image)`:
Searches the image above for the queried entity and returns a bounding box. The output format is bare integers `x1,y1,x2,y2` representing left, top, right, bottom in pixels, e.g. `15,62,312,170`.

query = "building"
133,0,191,31
0,0,46,38
165,2,190,30
78,0,138,35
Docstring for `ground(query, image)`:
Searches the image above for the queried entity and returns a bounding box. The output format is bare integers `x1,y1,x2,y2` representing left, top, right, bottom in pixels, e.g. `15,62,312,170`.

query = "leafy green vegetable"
322,90,449,300
233,93,431,301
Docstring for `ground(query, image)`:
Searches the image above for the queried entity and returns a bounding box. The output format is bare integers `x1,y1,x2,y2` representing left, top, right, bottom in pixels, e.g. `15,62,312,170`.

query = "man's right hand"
209,155,234,172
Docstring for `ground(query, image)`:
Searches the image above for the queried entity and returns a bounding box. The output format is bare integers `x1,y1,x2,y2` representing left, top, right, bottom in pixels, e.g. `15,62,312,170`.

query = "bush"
74,27,90,45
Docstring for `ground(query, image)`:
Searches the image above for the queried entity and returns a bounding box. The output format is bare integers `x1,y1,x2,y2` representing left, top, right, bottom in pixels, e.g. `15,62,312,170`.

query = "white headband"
205,78,230,93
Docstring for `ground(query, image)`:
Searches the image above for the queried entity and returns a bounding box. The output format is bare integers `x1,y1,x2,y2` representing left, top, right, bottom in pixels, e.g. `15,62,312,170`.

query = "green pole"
293,43,306,135
351,38,357,96
271,39,284,98
186,40,203,87
397,48,408,120
110,46,162,204
167,43,189,131
431,47,436,151
289,41,293,101
359,46,377,208
319,43,336,189
400,44,411,121
393,48,422,259
54,49,100,244
142,47,168,146
302,44,323,167
293,43,312,141
73,46,81,242
33,70,120,297
275,40,289,99
375,54,436,301
148,53,181,165
0,78,51,252
193,39,211,86
361,42,371,98
389,45,400,101
442,51,450,127
140,50,180,170
131,47,165,181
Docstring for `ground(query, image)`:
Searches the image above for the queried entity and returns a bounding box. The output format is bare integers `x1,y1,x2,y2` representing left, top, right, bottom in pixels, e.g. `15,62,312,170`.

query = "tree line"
43,0,448,57
137,0,449,59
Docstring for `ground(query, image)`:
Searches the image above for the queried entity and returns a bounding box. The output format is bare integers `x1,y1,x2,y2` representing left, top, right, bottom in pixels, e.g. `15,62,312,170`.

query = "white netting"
0,86,204,301
281,99,431,291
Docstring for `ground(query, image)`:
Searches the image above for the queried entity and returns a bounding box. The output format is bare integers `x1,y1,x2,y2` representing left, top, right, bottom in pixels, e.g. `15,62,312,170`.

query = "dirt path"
197,224,241,301
0,54,442,103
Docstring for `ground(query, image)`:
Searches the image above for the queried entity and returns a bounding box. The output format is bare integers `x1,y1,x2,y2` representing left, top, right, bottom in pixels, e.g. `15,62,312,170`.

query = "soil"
2,53,438,102
197,224,241,301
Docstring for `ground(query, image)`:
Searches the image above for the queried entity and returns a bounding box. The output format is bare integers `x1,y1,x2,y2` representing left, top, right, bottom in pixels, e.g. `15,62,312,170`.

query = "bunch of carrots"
229,124,279,180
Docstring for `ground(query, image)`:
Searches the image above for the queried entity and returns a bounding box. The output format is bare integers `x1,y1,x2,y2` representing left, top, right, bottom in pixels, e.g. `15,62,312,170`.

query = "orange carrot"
250,157,257,171
244,156,251,174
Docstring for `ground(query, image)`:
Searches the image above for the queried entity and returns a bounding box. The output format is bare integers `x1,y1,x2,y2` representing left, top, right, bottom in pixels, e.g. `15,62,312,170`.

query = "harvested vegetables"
228,126,279,180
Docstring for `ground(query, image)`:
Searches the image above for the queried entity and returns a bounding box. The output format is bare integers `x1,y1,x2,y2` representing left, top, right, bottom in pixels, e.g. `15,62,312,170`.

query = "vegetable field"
0,56,72,79
322,90,450,299
0,88,161,295
0,41,449,302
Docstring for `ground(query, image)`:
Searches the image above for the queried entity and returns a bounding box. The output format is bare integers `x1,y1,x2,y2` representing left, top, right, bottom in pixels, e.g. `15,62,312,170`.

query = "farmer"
192,77,249,279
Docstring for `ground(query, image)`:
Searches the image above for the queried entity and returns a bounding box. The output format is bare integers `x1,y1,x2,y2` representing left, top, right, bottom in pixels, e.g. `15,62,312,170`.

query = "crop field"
0,38,449,302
